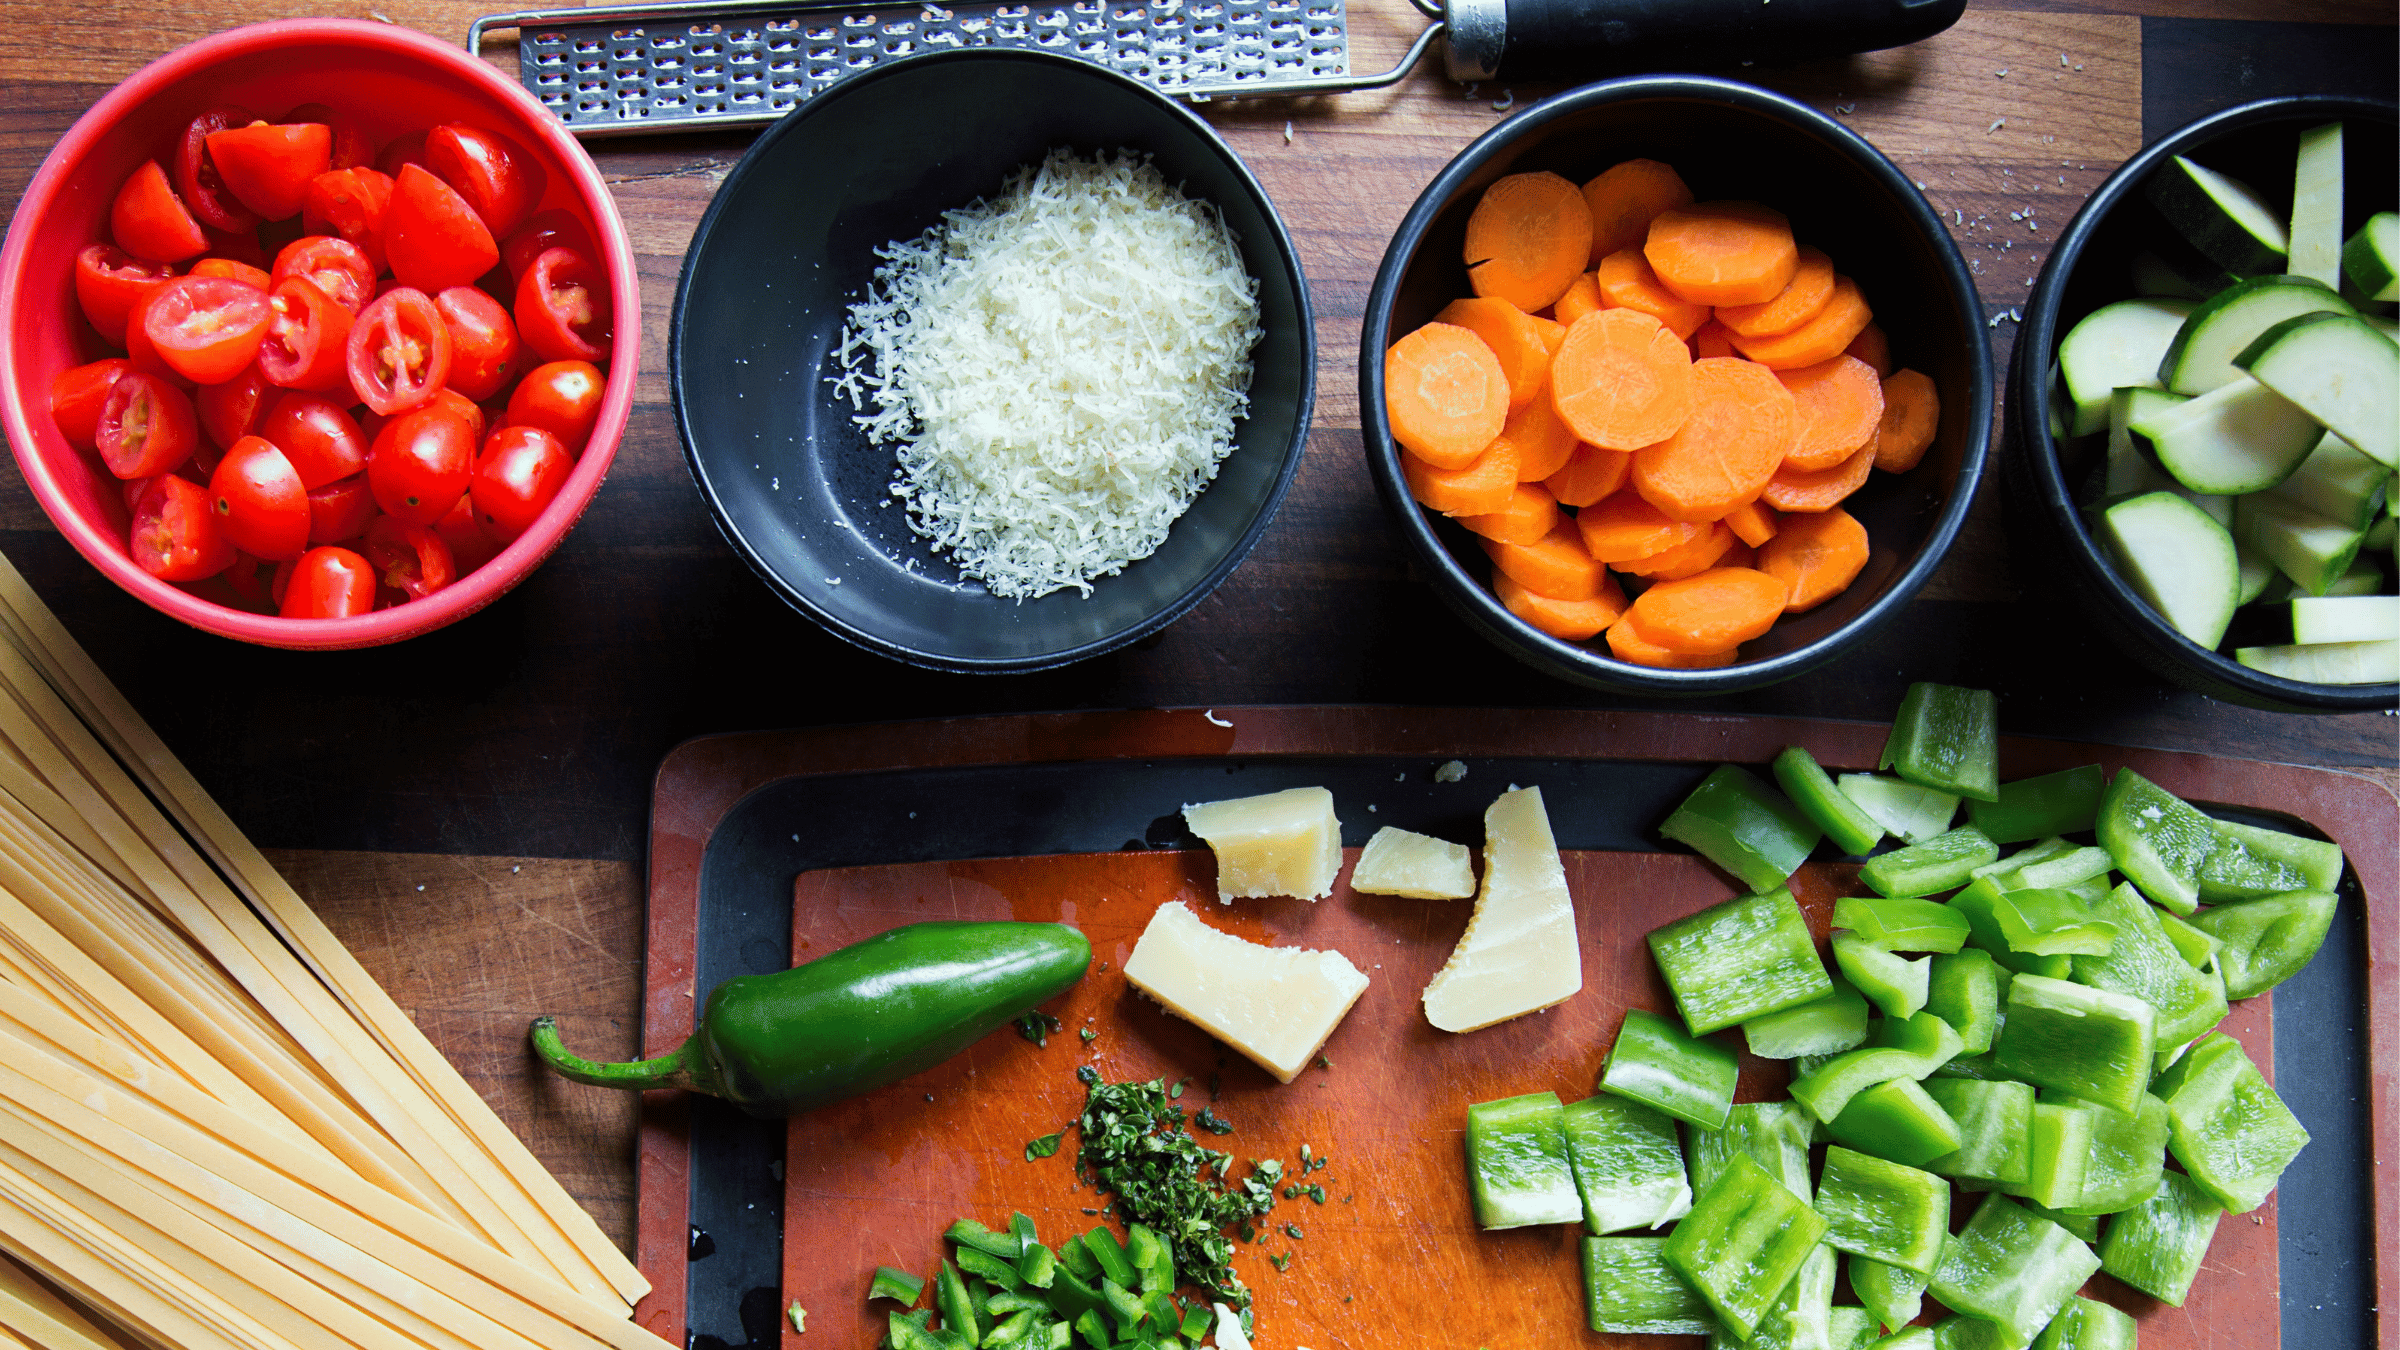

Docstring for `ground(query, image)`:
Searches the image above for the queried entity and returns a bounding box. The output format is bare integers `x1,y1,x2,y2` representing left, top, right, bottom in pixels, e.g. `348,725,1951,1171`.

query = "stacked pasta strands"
0,553,665,1350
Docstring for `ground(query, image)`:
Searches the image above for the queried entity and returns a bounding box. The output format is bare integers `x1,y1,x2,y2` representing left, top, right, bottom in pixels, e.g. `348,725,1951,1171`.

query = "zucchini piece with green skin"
1817,1146,1951,1275
1849,1254,1927,1335
1663,1153,1829,1343
2055,297,2193,435
1879,683,1999,803
1598,1007,1738,1132
2032,1296,2139,1350
1836,774,1959,845
2131,375,2323,495
1992,974,2156,1116
2237,491,2367,597
1965,765,2103,845
2286,121,2345,289
1929,1195,2103,1350
1772,745,1885,856
1742,976,1872,1060
1581,1236,1714,1335
2150,1032,2309,1213
2101,491,2240,649
1464,1091,1582,1228
2129,247,2218,300
2097,1169,2225,1306
2146,154,2289,277
2091,386,2185,504
1560,1094,1692,1234
2156,274,2349,395
2345,210,2400,301
2235,638,2400,683
2293,594,2400,644
2185,888,2338,1000
2270,431,2390,530
2234,310,2399,468
1647,887,1835,1036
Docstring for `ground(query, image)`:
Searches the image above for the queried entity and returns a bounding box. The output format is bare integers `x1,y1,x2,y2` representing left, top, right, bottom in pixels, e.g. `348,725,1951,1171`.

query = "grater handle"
1443,0,1967,83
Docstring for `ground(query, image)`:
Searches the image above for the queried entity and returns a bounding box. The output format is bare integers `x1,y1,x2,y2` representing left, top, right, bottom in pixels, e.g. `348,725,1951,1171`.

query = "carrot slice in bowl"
1777,354,1886,471
1761,438,1875,513
1386,322,1509,467
1714,244,1834,338
1435,297,1561,411
1583,159,1693,267
1691,319,1739,360
1554,272,1603,327
1758,505,1871,612
1615,520,1735,580
1728,274,1872,370
1631,356,1797,523
1625,565,1789,654
1495,569,1626,640
1502,377,1579,482
1576,488,1706,563
1606,608,1738,668
1845,322,1892,377
1457,481,1560,545
1464,171,1594,312
1545,441,1632,506
1550,307,1693,451
1723,498,1780,548
1643,201,1798,306
1485,520,1606,601
1875,368,1940,473
1595,248,1710,339
1404,436,1519,515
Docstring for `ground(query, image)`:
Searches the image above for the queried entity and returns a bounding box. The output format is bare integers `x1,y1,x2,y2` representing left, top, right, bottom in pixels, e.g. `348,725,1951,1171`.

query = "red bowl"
0,18,638,648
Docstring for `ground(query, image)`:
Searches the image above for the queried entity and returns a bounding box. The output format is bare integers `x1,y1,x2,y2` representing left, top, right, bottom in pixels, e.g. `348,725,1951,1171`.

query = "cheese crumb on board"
1420,785,1583,1032
1122,902,1369,1083
1350,826,1476,899
1182,786,1342,902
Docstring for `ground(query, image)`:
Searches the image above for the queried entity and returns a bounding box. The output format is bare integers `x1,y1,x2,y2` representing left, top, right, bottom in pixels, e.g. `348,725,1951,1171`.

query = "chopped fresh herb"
1283,1224,1304,1241
1299,1144,1312,1163
1170,1079,1187,1100
1268,1252,1293,1272
1315,1054,1333,1070
1195,1106,1234,1135
1281,1185,1299,1200
1075,1064,1099,1087
1083,1208,1100,1216
1072,1075,1283,1311
1079,1027,1097,1044
1240,1223,1257,1242
1306,1186,1326,1204
1014,1011,1062,1047
1343,1194,1354,1203
1025,1131,1063,1162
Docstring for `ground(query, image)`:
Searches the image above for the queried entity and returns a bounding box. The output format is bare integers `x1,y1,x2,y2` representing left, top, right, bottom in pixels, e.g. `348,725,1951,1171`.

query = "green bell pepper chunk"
2185,888,2338,1000
1925,1050,2011,1081
1833,897,1971,954
1966,765,2105,843
2054,1089,2168,1216
1071,1308,1110,1349
1925,948,2004,1054
1929,1316,2012,1350
1711,1243,1836,1350
1661,764,1825,892
2096,769,2215,915
1860,827,2001,900
1774,745,1886,856
2155,906,2223,971
1993,974,2156,1116
888,1308,953,1350
1828,1077,1962,1169
1649,887,1836,1036
1689,1101,1816,1206
2069,882,2229,1051
1790,1013,1961,1124
1947,877,2077,978
1744,977,1871,1060
872,1266,929,1305
936,1260,983,1348
1816,1146,1950,1275
1176,1303,1211,1342
2205,818,2345,894
1827,1305,1879,1350
1989,886,2118,958
1922,1078,2034,1187
1984,845,2114,895
983,1310,1039,1349
1581,1236,1715,1335
1561,1094,1693,1234
1838,774,1962,845
1465,1091,1582,1228
1078,1228,1135,1291
2096,1168,2223,1306
1664,1153,1829,1342
1873,1329,1940,1350
1832,931,1930,1019
1600,1007,1739,1132
1973,835,2076,879
2030,1296,2137,1350
1847,1254,1926,1335
957,1245,1025,1290
2016,1100,2095,1210
1879,682,2000,803
1014,1242,1057,1291
1121,1225,1165,1293
2021,1203,2099,1242
2150,1033,2310,1213
1927,1194,2102,1350
2196,818,2327,902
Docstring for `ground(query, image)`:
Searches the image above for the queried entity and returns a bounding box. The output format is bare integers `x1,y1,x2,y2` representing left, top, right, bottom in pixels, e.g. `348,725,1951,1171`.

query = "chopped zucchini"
2101,492,2239,649
2147,155,2289,277
2156,274,2351,395
2233,311,2398,468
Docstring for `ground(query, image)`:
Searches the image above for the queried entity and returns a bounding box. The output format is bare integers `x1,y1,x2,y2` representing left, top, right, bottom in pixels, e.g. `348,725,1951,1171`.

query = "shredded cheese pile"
833,148,1263,600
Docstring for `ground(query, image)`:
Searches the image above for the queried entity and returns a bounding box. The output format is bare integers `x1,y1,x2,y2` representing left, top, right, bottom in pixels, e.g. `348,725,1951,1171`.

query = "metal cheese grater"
468,0,1963,136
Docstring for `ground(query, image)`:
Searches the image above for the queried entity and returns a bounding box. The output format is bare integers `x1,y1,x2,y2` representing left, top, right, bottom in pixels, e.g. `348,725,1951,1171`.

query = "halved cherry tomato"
385,164,499,294
209,435,309,559
306,472,378,543
301,168,395,273
514,246,611,364
196,362,278,451
110,160,208,264
205,121,332,221
504,359,604,453
281,104,375,172
174,105,261,233
500,209,594,288
278,545,377,616
377,130,429,180
258,393,367,489
434,286,521,401
73,244,177,345
96,372,198,479
49,358,133,449
425,124,546,240
470,423,572,544
271,236,375,315
122,472,166,518
433,492,501,574
141,276,273,386
122,286,194,389
345,287,452,415
366,400,476,525
191,256,272,290
257,276,354,392
130,475,235,581
361,515,456,599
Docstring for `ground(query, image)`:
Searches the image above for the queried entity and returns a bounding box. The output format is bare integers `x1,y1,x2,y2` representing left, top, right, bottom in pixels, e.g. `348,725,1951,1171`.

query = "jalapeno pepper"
530,920,1091,1117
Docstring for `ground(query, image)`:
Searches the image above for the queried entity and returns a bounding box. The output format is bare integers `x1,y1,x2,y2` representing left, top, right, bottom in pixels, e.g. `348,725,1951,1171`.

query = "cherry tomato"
110,160,208,264
122,285,194,389
48,358,133,449
361,515,456,599
377,130,429,180
257,276,355,392
500,209,594,288
385,164,500,294
190,256,272,290
433,492,501,574
300,168,395,273
141,276,273,386
429,387,488,444
470,423,572,544
514,246,611,364
173,105,261,233
96,373,198,479
205,121,332,221
73,244,176,346
271,236,375,316
504,359,604,453
281,104,375,171
196,362,278,450
366,400,476,525
424,124,547,241
433,286,521,401
129,475,235,581
278,545,377,617
306,472,378,544
258,393,368,489
208,435,309,559
345,287,452,416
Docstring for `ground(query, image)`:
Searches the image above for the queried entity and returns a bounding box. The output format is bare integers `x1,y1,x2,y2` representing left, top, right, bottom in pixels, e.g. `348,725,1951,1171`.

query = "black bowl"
1360,76,1990,696
2005,95,2398,713
672,49,1313,673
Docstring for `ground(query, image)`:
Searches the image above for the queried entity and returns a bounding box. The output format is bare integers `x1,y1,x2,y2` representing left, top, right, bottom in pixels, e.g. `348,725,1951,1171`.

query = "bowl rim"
1358,74,1993,696
2013,92,2399,712
0,16,642,650
668,45,1316,674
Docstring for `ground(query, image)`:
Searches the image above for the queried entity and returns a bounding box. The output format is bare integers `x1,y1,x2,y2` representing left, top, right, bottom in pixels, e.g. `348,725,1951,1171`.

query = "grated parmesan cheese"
832,148,1263,599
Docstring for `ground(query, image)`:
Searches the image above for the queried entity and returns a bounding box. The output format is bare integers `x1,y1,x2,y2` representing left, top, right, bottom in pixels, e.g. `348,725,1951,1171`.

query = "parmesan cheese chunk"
1421,785,1584,1033
1122,902,1369,1083
1350,826,1476,899
1182,787,1342,903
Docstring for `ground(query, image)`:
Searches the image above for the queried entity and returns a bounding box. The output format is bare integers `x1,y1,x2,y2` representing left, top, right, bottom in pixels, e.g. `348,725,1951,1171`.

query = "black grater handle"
1444,0,1968,84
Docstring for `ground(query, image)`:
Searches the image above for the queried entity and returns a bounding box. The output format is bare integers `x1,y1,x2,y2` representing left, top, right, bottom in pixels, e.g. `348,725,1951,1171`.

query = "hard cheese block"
1182,786,1343,902
1421,785,1584,1032
1121,899,1369,1082
1350,825,1476,899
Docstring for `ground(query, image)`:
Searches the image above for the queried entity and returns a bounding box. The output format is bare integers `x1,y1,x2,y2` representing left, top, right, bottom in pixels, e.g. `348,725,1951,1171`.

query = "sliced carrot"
1434,297,1558,412
1776,354,1886,471
1404,436,1519,515
1606,609,1738,668
1727,274,1872,370
1875,368,1940,473
1627,565,1789,654
1550,307,1694,451
1501,376,1579,482
1575,488,1706,562
1457,481,1560,545
1582,159,1694,267
1485,520,1605,600
1713,245,1835,338
1631,356,1797,523
1616,521,1735,580
1761,438,1875,513
1465,171,1595,312
1691,319,1739,361
1643,201,1799,307
1722,498,1780,548
1385,322,1510,467
1846,322,1892,377
1595,248,1711,340
1554,272,1604,328
1495,569,1626,640
1758,505,1870,613
1545,441,1632,507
